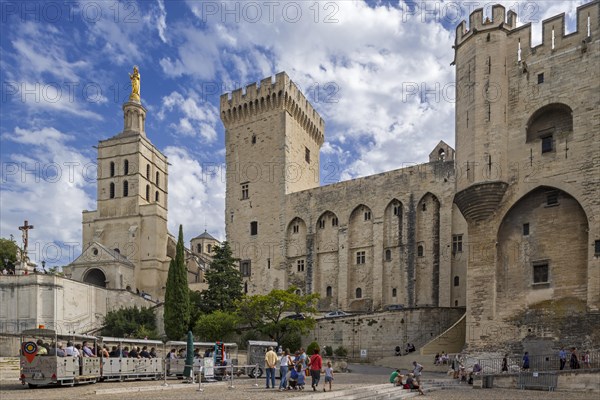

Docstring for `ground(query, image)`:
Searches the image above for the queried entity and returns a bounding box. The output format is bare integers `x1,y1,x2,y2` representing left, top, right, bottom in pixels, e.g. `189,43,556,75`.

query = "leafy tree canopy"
193,310,239,342
164,225,190,340
199,242,243,314
0,238,19,270
236,287,319,344
101,306,158,339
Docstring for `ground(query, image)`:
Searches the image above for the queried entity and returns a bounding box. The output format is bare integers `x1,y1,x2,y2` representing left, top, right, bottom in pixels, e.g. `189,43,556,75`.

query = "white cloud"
159,91,219,142
156,0,168,43
164,146,225,242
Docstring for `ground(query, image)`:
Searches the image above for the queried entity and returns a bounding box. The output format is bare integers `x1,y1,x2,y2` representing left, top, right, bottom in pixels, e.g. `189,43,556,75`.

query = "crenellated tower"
221,72,325,294
453,2,600,351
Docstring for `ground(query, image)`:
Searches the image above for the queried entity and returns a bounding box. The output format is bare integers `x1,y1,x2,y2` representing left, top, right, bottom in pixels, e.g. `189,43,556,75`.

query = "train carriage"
20,329,100,388
98,337,164,381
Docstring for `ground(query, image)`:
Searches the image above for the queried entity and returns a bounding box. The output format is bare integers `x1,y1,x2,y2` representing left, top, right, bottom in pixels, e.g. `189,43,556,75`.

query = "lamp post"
41,260,46,274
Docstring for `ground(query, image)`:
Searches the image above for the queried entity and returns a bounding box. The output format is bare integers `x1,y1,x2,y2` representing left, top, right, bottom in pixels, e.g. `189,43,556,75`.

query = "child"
288,364,299,390
296,364,306,390
324,361,334,392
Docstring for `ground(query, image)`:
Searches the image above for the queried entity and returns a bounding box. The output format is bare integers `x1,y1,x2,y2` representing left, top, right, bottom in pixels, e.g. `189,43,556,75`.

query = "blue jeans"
279,366,288,389
265,367,275,388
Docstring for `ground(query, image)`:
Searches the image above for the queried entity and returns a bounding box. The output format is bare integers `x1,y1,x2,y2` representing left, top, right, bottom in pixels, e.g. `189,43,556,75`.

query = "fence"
478,351,599,375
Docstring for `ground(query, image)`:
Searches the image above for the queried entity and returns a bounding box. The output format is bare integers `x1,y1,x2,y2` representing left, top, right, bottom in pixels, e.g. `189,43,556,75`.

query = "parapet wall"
455,1,598,58
220,72,325,145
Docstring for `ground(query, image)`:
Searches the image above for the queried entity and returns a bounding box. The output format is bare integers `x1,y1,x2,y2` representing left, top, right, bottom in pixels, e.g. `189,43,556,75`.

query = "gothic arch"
315,211,340,310
496,186,588,311
286,217,307,258
526,103,573,143
383,199,404,306
415,193,440,306
348,204,374,304
83,268,107,288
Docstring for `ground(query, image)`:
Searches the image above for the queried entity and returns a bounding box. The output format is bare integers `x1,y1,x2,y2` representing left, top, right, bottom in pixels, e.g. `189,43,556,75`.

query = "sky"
0,0,586,267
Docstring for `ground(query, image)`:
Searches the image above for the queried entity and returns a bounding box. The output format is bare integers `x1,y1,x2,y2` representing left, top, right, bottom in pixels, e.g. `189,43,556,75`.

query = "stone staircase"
0,357,20,381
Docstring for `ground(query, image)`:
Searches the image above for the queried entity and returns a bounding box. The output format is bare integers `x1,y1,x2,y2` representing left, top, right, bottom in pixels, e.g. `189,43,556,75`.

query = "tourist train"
19,328,240,388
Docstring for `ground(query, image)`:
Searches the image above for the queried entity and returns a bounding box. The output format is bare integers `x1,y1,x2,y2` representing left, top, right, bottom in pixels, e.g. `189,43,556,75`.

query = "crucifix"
18,220,34,264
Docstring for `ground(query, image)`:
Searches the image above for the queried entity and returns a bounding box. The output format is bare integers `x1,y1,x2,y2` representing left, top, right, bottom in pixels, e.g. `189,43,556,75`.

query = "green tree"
236,287,319,344
193,310,239,342
0,238,19,271
164,225,190,340
200,242,243,313
101,306,158,339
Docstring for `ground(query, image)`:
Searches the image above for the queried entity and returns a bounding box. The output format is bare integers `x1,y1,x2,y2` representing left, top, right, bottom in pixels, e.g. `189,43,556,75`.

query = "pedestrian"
570,347,580,369
308,348,323,391
412,360,423,385
264,346,277,389
501,353,508,372
324,361,334,392
559,347,567,370
582,350,590,369
522,351,530,370
278,349,292,391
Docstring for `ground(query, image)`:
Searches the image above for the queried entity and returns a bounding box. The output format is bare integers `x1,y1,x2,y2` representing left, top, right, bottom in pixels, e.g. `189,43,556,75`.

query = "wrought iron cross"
18,220,34,263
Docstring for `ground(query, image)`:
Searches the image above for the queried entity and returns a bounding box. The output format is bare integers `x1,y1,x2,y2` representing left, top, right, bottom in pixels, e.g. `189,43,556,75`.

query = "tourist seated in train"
122,346,130,357
177,348,186,358
37,339,48,355
82,341,96,357
149,347,157,358
140,346,151,359
65,341,79,357
109,346,120,357
204,348,212,357
100,345,110,358
56,342,66,357
129,346,140,358
47,342,57,356
193,348,201,358
167,348,177,359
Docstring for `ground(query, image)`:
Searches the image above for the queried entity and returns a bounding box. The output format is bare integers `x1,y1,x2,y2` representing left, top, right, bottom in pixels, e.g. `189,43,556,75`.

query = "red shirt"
309,354,322,371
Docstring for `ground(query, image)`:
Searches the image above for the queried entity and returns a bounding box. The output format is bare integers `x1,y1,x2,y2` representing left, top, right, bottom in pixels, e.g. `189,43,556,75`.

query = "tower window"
293,224,299,234
124,159,129,175
356,251,366,265
146,164,150,180
355,287,362,298
422,203,427,212
155,191,159,202
537,73,544,84
207,244,212,253
145,185,150,201
454,276,460,287
364,211,371,221
392,288,397,297
326,286,332,297
297,259,305,272
241,183,249,200
523,223,530,236
532,262,549,284
541,135,553,153
251,135,256,144
250,221,258,236
332,217,338,227
156,171,160,187
244,281,248,294
393,205,400,216
452,234,463,254
109,182,115,199
305,147,310,163
197,244,202,253
123,180,129,197
240,260,251,277
595,240,600,256
110,162,115,177
546,191,559,206
385,249,392,261
417,245,424,257
318,219,325,229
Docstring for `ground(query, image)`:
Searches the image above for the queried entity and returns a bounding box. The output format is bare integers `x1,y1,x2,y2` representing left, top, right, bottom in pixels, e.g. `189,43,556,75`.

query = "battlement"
220,71,325,145
455,1,598,54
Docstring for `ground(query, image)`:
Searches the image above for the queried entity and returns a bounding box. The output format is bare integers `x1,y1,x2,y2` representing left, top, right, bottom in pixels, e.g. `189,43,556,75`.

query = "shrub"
324,346,333,357
306,341,320,355
280,331,301,353
334,346,348,357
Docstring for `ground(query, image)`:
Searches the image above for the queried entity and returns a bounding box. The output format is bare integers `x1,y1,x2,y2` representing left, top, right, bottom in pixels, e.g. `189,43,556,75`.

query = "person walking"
264,346,278,389
324,361,334,392
308,348,323,391
559,347,567,370
501,353,508,372
279,349,292,391
412,361,423,385
522,351,530,370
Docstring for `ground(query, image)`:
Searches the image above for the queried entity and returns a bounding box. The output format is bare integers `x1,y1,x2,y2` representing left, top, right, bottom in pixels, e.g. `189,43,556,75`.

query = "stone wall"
303,308,465,361
479,370,600,392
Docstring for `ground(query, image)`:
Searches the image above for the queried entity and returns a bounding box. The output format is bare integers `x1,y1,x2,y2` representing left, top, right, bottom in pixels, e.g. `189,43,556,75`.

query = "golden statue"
129,66,140,102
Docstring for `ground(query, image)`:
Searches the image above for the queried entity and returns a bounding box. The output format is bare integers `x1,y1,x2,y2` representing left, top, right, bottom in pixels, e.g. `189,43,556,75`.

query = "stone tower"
221,72,324,294
73,92,171,298
453,2,600,350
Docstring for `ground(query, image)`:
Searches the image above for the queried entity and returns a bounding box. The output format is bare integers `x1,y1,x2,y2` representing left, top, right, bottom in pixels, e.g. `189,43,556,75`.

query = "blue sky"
0,0,585,266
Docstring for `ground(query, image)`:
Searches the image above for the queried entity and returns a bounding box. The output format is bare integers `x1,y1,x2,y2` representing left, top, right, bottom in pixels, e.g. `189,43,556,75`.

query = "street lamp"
41,260,47,274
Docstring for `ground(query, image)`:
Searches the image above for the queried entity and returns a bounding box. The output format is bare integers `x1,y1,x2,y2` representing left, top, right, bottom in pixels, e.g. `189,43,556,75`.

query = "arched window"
438,148,446,161
207,244,212,253
454,276,460,287
197,244,202,253
385,249,392,261
109,182,115,199
392,288,397,297
124,159,129,175
417,245,424,257
145,185,150,201
455,300,458,306
146,164,150,180
156,171,160,187
110,162,115,177
155,191,159,202
326,286,332,297
244,282,248,294
123,180,129,197
526,103,573,146
295,289,301,295
355,287,362,298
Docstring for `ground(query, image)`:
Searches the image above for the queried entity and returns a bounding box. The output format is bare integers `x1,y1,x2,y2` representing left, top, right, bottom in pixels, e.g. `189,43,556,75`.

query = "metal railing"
478,351,599,375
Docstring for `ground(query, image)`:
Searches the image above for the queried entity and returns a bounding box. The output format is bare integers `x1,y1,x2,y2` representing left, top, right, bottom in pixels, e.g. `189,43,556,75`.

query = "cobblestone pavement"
1,371,598,400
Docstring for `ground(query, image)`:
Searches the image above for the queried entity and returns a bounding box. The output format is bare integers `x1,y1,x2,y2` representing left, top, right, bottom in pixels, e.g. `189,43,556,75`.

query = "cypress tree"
164,225,190,340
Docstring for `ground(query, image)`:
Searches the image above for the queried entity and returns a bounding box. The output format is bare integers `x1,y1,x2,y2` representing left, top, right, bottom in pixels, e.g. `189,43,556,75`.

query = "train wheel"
249,367,263,378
